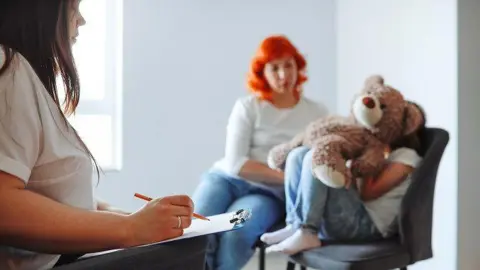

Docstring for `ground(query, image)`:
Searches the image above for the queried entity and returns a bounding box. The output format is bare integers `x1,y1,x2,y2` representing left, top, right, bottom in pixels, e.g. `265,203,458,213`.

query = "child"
261,110,425,255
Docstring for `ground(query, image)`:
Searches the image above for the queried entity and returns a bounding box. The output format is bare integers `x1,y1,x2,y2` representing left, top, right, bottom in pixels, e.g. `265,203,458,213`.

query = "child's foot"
260,224,296,245
265,229,321,255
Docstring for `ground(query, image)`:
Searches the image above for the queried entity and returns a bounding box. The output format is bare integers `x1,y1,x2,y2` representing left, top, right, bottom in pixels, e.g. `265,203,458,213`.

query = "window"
66,0,123,171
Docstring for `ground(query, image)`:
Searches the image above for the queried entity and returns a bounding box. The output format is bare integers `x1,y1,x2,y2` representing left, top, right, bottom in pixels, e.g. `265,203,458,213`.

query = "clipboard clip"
229,209,252,226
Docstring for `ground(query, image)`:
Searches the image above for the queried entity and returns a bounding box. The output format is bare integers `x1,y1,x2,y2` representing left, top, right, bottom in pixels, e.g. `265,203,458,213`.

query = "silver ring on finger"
176,216,182,229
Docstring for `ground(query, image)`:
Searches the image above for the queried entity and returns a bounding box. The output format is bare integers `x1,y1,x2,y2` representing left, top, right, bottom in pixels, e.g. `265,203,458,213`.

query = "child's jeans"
284,146,381,240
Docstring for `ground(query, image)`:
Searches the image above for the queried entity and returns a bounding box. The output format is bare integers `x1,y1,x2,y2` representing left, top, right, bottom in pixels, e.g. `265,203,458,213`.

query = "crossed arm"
359,162,415,201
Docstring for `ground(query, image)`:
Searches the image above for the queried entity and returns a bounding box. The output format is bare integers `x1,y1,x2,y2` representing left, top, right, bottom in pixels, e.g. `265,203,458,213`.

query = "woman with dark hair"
0,1,196,269
191,35,329,270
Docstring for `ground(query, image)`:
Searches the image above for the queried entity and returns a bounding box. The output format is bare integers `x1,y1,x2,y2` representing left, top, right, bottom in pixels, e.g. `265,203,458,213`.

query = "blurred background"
70,0,479,269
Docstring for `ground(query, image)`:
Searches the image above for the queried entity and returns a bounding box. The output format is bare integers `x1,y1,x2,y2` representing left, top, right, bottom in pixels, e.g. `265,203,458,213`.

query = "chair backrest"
398,127,450,263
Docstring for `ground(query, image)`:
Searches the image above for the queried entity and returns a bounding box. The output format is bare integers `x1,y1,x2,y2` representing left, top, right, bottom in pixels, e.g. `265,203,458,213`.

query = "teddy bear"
267,75,425,188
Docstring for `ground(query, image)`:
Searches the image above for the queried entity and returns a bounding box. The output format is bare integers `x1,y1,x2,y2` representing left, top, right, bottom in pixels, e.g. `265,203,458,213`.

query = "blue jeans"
192,170,284,270
284,146,381,241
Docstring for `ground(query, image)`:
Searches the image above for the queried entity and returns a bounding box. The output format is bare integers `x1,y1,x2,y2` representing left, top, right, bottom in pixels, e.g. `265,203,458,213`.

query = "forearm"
360,184,381,201
0,189,131,254
360,163,412,201
96,197,130,215
238,160,284,185
359,177,384,201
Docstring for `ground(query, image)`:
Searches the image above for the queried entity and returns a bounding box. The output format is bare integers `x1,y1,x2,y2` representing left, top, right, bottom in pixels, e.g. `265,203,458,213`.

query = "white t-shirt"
0,48,96,270
213,95,328,197
364,147,423,237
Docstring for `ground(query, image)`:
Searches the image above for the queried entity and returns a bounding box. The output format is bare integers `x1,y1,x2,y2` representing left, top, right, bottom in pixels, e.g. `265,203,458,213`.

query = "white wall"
97,0,337,212
457,0,480,269
336,0,460,269
95,0,480,268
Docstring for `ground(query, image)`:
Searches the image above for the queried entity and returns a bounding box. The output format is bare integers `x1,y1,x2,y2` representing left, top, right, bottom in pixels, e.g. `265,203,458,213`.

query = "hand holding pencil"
123,194,203,247
134,193,209,221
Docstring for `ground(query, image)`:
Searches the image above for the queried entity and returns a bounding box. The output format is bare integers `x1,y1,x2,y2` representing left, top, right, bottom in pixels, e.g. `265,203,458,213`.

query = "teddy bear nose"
362,97,376,109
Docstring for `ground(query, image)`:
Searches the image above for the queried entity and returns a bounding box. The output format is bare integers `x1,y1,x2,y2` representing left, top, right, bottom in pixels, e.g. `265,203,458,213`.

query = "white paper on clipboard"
154,209,250,244
81,210,251,258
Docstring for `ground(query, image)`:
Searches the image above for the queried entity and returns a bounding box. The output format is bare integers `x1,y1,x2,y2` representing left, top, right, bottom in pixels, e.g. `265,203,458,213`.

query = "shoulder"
227,95,262,123
0,45,45,115
232,95,267,115
234,95,264,109
0,45,22,69
0,45,16,74
300,96,329,116
0,45,38,84
388,147,423,168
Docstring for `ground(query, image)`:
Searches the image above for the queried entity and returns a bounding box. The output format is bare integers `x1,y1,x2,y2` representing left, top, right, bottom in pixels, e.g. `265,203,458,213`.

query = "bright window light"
61,0,123,171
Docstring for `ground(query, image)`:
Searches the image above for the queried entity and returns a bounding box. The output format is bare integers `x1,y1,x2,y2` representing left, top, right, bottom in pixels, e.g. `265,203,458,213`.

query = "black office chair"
285,127,450,270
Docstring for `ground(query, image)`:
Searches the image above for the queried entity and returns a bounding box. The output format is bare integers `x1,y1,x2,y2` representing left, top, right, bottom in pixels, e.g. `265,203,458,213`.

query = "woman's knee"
192,171,238,214
194,171,222,196
285,146,310,169
196,171,238,194
200,170,227,183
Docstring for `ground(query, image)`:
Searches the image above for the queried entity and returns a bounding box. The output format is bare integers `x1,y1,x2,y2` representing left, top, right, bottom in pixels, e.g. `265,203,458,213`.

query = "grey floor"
243,251,297,270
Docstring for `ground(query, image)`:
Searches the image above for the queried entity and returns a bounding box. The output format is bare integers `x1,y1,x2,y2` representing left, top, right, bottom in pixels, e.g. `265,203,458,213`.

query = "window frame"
70,0,124,172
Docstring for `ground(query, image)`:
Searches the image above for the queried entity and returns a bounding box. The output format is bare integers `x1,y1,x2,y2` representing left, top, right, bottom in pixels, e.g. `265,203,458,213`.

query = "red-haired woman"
192,35,329,270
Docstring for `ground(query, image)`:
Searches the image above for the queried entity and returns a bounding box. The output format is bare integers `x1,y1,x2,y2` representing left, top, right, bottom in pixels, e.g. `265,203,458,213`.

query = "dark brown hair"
0,0,100,178
390,102,427,155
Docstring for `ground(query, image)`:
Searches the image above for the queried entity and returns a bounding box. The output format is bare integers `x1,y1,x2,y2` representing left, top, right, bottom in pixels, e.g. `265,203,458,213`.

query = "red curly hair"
247,35,307,102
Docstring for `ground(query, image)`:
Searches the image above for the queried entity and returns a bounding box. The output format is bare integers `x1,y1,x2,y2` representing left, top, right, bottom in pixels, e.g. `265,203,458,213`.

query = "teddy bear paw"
313,165,346,188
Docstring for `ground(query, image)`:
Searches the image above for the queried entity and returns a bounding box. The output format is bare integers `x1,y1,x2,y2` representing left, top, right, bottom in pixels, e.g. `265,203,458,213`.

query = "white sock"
260,224,296,245
265,228,321,255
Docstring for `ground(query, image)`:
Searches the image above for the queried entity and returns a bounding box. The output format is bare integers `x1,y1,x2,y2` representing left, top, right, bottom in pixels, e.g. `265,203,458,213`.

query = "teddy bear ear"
364,75,384,88
403,102,425,136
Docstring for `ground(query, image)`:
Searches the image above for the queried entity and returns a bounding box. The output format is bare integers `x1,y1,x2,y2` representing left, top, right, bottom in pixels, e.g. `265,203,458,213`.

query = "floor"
243,251,298,270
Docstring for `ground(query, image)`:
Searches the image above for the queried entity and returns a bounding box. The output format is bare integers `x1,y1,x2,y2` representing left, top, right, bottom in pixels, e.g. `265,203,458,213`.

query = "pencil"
134,193,210,221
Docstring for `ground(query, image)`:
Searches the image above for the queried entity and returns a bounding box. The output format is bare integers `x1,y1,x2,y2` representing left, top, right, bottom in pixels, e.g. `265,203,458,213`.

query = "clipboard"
81,209,252,258
154,208,252,244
